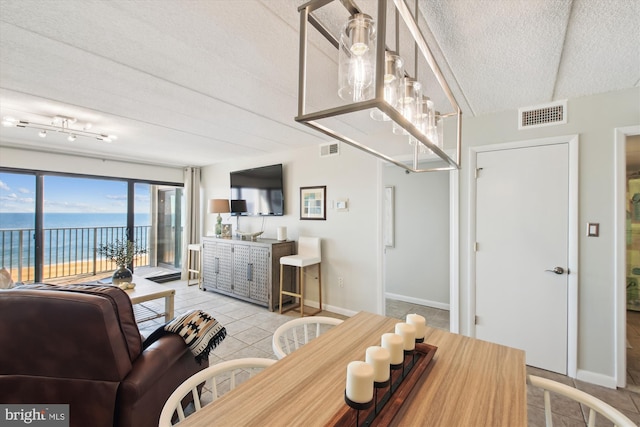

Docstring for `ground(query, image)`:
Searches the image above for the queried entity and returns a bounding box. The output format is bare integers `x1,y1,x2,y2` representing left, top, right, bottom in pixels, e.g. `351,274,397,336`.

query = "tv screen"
230,164,284,216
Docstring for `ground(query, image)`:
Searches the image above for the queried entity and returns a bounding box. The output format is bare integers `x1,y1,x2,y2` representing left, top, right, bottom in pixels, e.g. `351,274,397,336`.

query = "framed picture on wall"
300,186,326,220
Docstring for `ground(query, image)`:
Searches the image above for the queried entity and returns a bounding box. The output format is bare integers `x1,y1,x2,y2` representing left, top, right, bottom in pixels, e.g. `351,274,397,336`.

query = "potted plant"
98,239,147,286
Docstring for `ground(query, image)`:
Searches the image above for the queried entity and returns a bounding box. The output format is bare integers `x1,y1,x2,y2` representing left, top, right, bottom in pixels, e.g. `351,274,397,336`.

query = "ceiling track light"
2,115,117,143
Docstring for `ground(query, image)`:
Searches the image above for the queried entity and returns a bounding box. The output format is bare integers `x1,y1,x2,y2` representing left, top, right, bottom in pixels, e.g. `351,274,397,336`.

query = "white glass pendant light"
392,77,421,135
338,14,376,102
370,51,403,121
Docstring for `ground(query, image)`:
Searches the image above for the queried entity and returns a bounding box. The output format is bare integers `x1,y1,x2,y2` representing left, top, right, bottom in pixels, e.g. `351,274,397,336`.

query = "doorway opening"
621,131,640,391
381,163,458,332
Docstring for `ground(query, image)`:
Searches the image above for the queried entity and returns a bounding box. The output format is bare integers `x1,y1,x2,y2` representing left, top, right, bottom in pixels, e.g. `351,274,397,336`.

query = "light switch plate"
587,223,599,237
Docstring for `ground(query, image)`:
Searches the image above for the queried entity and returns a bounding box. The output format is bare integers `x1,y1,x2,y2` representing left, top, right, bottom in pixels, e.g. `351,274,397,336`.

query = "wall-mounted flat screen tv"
230,164,284,216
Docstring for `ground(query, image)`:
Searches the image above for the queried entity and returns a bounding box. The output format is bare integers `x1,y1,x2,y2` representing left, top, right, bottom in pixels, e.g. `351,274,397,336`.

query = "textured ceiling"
0,0,638,168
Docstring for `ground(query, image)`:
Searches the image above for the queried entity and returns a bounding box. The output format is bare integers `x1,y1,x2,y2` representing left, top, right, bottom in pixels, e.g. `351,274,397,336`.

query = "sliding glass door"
0,168,183,283
0,171,36,283
42,175,128,280
134,183,184,281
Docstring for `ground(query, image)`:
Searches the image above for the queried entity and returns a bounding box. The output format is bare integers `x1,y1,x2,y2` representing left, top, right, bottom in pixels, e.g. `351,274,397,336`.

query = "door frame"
614,125,640,387
468,135,579,378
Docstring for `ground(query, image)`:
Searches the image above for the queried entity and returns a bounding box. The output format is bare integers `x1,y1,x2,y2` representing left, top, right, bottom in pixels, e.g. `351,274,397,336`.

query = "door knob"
545,267,565,275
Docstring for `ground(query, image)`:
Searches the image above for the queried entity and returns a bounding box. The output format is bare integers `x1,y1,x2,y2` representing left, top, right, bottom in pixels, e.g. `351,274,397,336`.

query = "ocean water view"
0,213,152,280
0,212,151,229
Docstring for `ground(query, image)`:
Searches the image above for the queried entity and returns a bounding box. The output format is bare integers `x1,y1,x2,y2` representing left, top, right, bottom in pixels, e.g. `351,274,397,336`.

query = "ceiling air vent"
518,100,567,130
320,142,340,157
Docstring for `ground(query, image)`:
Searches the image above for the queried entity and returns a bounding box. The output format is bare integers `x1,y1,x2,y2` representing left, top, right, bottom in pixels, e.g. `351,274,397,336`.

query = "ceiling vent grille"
518,100,567,130
320,142,340,157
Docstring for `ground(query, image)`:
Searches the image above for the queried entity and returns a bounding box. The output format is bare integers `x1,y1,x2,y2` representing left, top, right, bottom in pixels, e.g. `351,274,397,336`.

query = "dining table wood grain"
177,311,527,427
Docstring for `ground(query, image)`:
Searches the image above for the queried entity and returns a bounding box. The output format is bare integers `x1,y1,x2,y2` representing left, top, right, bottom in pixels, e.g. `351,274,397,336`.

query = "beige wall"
200,143,381,316
383,165,450,307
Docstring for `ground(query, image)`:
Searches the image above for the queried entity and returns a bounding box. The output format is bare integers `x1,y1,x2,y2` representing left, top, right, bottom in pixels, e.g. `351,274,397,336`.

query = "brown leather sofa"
0,283,208,427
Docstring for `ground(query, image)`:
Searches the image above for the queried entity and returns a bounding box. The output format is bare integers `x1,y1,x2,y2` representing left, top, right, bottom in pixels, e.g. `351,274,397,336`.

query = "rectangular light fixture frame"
295,0,461,173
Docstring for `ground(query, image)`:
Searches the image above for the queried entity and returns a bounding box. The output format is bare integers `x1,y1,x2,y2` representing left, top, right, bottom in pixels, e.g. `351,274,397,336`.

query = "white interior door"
475,143,569,374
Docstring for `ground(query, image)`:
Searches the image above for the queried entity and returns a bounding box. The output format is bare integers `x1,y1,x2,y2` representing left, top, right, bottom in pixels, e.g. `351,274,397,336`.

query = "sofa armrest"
115,334,207,427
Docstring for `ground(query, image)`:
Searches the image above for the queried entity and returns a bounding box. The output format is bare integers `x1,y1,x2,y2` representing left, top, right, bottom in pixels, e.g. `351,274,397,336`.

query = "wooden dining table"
178,311,527,426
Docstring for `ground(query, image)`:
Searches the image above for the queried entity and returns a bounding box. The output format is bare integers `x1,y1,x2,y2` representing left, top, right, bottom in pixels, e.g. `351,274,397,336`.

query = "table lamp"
209,199,230,237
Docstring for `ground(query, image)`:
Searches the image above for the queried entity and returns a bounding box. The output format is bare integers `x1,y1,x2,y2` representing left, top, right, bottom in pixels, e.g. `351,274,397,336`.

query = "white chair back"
528,375,636,427
272,316,343,359
159,357,276,426
297,236,321,258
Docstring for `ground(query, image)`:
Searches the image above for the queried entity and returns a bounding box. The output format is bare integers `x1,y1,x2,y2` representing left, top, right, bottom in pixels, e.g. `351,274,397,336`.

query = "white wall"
200,143,381,316
457,87,640,383
0,146,184,183
383,165,450,308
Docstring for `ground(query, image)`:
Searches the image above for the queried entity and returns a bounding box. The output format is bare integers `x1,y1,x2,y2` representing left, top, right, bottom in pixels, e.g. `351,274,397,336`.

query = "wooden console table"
178,311,527,426
201,237,294,311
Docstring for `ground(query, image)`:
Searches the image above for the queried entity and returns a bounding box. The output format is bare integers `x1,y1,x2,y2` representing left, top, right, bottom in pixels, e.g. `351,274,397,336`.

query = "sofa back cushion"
0,284,142,380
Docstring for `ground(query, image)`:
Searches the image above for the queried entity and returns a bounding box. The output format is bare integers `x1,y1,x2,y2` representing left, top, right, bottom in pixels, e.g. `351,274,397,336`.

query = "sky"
0,172,151,214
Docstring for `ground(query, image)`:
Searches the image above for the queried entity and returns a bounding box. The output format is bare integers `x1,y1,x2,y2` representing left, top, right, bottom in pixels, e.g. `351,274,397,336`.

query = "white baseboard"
322,303,358,318
576,369,618,389
303,299,358,318
305,292,450,319
385,292,450,311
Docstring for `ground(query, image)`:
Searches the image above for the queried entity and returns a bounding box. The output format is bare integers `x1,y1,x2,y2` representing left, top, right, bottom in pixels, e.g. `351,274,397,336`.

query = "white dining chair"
527,375,636,427
272,316,343,359
159,357,276,426
278,236,322,317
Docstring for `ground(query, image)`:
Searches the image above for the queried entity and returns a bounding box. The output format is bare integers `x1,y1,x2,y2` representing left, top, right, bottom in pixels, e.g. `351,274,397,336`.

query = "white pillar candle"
395,322,416,351
365,346,391,382
381,333,404,365
345,361,374,403
406,313,426,339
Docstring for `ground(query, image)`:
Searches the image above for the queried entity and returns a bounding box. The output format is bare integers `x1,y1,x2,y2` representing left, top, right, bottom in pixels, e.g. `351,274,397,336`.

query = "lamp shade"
231,199,248,213
209,199,230,214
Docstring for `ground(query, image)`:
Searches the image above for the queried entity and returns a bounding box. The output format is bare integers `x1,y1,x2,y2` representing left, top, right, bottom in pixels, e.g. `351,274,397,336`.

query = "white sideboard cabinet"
202,237,295,311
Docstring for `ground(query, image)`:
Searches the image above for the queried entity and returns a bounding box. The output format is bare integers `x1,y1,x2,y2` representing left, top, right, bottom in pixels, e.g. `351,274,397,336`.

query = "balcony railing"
0,225,150,283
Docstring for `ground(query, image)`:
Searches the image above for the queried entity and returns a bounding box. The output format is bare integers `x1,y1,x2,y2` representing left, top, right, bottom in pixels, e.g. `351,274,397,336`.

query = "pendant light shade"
393,77,421,135
370,51,404,121
339,14,376,102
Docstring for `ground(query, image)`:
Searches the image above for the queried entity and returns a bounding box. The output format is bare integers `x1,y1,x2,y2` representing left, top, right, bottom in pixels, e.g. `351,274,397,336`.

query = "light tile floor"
138,280,640,426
